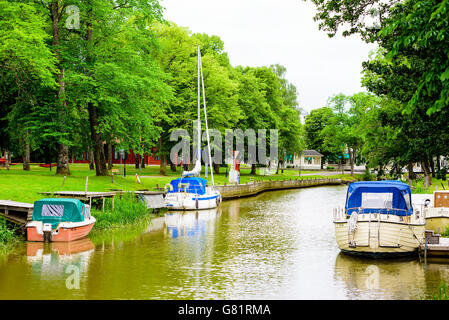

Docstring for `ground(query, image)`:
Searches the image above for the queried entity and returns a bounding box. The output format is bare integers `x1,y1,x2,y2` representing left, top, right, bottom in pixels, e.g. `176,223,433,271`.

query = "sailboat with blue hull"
165,46,222,210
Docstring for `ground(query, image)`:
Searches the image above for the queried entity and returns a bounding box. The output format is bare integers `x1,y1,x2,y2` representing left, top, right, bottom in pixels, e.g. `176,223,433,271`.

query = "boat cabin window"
361,192,393,209
41,204,64,217
403,192,411,210
178,183,190,192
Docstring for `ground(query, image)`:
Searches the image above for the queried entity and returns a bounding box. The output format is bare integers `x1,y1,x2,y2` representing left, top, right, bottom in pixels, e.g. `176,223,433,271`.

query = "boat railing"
345,207,410,217
335,206,425,224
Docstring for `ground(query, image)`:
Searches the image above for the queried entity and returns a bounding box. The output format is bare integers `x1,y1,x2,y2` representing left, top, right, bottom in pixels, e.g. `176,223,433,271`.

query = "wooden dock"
420,231,449,257
0,200,33,225
39,190,166,210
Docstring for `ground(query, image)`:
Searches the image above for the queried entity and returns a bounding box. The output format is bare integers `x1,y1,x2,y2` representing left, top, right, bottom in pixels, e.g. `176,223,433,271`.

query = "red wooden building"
72,146,160,165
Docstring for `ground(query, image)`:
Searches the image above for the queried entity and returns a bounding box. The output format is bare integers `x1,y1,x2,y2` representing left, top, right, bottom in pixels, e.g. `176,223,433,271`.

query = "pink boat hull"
27,221,95,242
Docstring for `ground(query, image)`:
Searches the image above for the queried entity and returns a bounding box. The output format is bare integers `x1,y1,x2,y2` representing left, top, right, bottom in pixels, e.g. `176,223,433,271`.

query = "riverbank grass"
91,193,152,230
0,218,19,254
408,176,449,194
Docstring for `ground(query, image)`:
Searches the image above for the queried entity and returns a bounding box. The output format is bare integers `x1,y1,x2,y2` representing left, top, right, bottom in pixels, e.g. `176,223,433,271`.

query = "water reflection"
165,209,219,238
334,252,429,299
3,186,449,299
26,239,95,280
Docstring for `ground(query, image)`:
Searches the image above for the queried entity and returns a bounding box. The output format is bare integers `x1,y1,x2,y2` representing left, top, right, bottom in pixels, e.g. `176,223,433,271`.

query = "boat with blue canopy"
334,180,425,257
164,46,221,210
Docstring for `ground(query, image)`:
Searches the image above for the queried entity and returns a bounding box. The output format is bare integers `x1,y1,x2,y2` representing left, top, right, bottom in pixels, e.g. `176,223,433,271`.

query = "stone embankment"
215,178,343,200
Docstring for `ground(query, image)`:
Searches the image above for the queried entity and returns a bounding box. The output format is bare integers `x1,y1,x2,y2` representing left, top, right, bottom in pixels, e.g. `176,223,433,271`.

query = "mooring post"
62,176,66,187
424,237,428,266
85,176,89,193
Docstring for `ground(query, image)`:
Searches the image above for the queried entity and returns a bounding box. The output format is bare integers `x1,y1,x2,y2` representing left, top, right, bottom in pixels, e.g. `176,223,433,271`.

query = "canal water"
0,185,448,299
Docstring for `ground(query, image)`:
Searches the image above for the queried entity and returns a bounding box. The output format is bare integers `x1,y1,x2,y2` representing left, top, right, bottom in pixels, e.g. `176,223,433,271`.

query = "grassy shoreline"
0,163,359,203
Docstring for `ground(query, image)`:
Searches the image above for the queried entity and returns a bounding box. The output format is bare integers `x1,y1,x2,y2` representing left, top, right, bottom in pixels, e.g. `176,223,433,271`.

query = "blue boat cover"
345,180,413,216
168,177,207,195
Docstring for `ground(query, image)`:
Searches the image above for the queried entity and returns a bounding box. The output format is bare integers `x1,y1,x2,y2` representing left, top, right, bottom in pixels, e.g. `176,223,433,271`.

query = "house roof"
301,150,323,157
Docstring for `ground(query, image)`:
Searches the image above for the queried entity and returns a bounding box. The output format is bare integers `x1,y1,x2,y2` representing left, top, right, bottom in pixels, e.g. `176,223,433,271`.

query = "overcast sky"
161,0,377,115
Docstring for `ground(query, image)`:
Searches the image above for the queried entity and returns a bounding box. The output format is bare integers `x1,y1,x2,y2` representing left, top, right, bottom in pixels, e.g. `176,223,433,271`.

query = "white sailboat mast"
198,49,215,186
197,45,202,167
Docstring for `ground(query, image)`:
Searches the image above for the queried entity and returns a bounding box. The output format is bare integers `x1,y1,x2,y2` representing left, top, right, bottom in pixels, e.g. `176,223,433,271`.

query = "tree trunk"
276,161,280,174
251,163,256,175
56,144,70,175
430,155,435,178
213,163,220,174
407,163,415,186
87,146,94,170
88,102,108,176
108,143,113,170
158,136,166,175
23,130,30,171
141,155,145,169
51,1,70,176
5,150,10,170
160,154,167,176
135,154,140,169
437,155,441,172
421,159,432,188
350,149,356,176
85,2,106,176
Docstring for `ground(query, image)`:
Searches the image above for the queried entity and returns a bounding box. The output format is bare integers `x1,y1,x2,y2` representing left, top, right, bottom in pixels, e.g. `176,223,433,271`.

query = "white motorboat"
333,180,426,257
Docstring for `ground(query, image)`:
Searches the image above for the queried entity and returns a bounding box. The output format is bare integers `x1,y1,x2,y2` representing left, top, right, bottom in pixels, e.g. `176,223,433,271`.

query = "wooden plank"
0,200,33,208
0,212,27,225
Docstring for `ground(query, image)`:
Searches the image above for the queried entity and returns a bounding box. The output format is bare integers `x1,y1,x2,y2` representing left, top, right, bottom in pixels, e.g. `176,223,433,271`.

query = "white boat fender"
347,211,358,234
216,196,220,207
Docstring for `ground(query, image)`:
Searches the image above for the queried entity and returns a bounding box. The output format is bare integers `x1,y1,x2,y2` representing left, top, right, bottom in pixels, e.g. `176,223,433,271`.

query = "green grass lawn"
409,176,449,194
0,163,359,203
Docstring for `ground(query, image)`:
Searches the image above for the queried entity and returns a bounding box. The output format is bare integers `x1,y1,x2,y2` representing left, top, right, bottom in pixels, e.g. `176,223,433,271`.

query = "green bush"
362,168,374,181
0,218,19,256
92,193,151,230
326,166,335,170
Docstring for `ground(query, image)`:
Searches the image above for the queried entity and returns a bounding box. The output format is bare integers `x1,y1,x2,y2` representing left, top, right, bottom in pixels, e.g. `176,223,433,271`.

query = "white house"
286,150,323,170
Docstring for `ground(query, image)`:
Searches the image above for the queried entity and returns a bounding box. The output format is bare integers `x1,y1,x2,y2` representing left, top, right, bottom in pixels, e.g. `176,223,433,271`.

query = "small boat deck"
420,231,449,257
0,200,34,226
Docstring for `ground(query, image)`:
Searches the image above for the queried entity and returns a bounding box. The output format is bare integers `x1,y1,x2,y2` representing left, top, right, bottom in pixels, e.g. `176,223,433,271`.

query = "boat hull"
334,215,425,257
26,218,96,242
424,207,449,233
425,217,449,234
165,192,221,211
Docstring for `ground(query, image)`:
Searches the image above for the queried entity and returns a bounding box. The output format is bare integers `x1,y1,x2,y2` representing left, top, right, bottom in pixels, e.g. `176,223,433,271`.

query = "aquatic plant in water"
430,282,449,300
